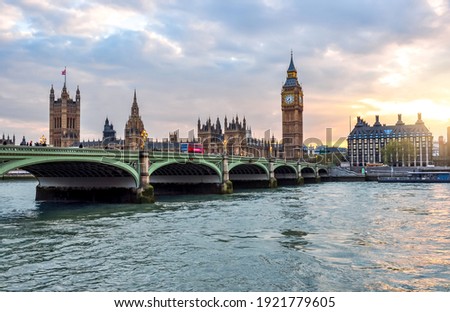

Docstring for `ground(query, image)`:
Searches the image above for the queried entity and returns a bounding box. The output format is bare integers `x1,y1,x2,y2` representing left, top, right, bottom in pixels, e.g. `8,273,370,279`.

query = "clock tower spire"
281,51,303,159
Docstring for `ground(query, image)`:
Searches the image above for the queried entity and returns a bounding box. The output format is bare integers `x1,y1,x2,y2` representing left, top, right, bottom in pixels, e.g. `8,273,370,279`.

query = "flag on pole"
61,68,66,75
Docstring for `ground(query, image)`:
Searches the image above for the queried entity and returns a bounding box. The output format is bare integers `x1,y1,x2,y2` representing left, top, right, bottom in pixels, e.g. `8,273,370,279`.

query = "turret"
283,51,301,89
287,50,297,77
216,117,222,133
131,89,139,116
50,85,55,101
61,82,68,98
76,85,80,101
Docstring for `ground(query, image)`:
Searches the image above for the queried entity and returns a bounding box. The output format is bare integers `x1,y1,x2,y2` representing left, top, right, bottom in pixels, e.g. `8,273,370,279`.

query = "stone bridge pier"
137,151,154,203
220,155,233,194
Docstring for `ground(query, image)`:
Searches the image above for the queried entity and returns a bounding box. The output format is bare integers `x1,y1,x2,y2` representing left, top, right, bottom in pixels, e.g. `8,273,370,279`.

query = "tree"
382,140,415,166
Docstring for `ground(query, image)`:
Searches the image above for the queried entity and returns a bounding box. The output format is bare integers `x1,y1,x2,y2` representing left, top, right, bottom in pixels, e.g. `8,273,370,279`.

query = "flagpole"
64,66,67,86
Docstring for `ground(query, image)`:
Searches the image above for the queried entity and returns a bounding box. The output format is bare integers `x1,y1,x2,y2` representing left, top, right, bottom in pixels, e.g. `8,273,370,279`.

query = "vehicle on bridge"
180,143,204,154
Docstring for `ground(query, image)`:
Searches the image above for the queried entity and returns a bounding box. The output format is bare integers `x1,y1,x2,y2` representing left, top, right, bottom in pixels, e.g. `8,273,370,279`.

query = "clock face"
284,94,294,104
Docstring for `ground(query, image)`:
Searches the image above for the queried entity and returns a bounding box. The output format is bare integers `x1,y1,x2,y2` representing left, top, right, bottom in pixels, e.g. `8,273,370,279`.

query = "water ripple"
1,181,449,291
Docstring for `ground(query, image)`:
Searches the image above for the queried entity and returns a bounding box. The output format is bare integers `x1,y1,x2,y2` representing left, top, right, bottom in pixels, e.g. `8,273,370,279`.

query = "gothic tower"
102,117,117,146
281,52,303,159
124,90,146,150
49,83,80,147
197,117,222,154
224,115,248,156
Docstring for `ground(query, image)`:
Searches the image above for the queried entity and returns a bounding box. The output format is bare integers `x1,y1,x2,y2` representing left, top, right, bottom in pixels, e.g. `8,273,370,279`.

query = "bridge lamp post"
39,135,47,146
137,129,154,203
223,139,228,155
140,129,148,150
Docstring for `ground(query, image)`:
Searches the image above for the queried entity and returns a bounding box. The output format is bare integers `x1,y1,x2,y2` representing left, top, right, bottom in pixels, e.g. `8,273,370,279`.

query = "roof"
287,52,296,72
348,116,432,140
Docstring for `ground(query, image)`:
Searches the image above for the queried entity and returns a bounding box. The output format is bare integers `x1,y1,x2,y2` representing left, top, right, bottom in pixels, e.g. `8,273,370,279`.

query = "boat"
378,172,450,183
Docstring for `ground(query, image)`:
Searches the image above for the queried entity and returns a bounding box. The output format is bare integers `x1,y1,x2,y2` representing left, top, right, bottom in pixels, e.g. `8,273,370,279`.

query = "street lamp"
140,129,148,150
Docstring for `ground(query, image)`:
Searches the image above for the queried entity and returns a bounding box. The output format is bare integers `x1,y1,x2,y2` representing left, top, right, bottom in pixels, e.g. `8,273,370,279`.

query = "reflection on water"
0,180,449,291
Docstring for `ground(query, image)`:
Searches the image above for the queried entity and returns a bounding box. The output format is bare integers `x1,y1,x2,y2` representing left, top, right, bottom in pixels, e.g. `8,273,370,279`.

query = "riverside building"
197,115,281,158
281,52,304,160
49,83,80,147
124,90,146,150
437,126,450,166
347,113,433,167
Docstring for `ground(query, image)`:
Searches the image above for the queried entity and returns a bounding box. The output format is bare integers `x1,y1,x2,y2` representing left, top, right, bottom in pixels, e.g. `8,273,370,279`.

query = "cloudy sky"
1,0,450,146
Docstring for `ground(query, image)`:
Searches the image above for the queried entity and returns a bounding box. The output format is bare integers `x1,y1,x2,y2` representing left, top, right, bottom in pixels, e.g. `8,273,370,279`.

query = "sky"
1,0,450,147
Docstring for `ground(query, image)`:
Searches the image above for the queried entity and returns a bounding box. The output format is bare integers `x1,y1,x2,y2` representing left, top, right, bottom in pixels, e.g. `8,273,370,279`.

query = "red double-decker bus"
180,143,204,154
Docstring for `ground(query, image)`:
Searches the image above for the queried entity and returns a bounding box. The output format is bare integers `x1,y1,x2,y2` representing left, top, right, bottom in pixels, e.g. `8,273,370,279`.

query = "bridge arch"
274,164,298,180
0,157,140,188
228,162,269,181
149,159,222,184
300,166,316,178
318,168,329,177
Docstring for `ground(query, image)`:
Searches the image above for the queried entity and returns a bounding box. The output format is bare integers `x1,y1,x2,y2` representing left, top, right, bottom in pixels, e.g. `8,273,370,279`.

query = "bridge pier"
221,155,233,194
315,166,321,183
137,150,155,203
297,163,305,185
268,158,277,188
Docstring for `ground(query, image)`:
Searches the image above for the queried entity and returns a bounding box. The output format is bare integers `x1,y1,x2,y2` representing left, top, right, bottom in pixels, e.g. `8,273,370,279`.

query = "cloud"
1,0,450,145
0,2,29,40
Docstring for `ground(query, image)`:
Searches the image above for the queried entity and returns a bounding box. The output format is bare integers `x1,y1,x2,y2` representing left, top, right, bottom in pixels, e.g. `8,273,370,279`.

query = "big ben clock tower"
281,51,303,159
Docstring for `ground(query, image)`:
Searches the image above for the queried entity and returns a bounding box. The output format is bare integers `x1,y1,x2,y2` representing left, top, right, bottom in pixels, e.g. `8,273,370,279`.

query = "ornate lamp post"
140,129,148,150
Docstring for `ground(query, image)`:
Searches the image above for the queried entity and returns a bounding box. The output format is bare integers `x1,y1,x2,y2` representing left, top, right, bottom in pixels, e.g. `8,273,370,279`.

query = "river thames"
0,180,449,291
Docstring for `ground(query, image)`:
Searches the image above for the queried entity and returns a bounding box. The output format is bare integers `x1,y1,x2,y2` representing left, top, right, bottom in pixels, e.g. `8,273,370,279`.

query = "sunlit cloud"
377,45,424,87
0,3,27,40
65,5,148,40
358,98,450,125
143,30,183,56
427,0,448,16
0,0,450,144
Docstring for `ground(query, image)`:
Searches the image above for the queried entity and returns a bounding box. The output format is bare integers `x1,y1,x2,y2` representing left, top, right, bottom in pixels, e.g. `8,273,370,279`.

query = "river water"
0,180,449,291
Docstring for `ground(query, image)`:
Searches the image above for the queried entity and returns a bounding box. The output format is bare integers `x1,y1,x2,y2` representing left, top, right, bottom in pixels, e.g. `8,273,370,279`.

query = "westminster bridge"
0,146,329,203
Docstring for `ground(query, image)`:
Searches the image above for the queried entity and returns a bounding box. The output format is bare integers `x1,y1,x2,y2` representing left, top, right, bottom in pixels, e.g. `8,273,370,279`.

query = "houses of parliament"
45,54,305,159
196,52,304,158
